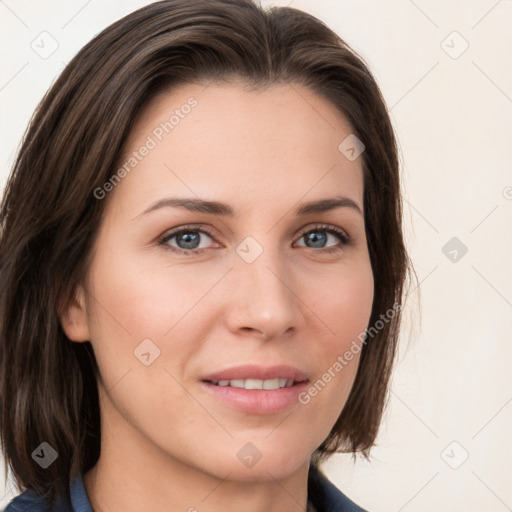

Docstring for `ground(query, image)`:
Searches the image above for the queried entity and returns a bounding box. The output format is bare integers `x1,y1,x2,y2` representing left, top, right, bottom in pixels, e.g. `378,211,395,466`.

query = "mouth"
199,364,310,414
203,377,305,390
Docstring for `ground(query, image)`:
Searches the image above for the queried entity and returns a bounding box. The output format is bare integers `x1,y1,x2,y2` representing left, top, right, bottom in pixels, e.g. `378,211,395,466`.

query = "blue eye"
296,224,351,253
158,223,351,255
159,225,214,255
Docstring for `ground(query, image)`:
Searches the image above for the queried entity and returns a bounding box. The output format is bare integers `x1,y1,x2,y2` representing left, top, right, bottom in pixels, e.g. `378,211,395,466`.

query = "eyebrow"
133,195,362,220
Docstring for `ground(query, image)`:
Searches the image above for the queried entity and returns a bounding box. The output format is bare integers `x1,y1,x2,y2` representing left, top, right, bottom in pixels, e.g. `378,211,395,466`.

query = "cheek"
300,258,373,413
308,257,374,348
84,250,204,426
87,245,210,336
84,244,226,386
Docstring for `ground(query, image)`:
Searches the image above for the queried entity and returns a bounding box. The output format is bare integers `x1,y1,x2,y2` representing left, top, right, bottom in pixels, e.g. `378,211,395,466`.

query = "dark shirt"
3,464,368,511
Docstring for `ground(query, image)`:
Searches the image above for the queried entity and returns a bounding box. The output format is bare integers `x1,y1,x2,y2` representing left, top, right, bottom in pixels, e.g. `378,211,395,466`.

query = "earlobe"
59,285,91,342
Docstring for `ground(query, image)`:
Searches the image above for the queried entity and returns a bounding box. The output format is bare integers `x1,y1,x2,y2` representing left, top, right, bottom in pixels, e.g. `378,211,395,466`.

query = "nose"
223,242,304,341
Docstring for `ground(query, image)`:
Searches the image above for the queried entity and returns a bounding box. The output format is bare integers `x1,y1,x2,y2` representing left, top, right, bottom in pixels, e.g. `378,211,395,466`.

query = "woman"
0,1,411,511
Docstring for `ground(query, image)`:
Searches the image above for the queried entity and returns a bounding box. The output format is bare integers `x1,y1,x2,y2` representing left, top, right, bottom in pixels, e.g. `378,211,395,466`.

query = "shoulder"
308,464,370,512
2,475,91,512
2,485,75,512
3,490,51,512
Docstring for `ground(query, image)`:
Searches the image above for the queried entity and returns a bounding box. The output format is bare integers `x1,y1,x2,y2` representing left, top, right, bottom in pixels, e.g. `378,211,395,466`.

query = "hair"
0,0,413,508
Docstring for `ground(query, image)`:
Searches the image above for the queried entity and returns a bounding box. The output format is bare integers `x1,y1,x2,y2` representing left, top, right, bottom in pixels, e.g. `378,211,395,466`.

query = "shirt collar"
69,475,93,512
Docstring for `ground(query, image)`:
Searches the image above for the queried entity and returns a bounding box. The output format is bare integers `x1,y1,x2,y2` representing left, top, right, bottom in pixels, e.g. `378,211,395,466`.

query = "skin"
60,81,374,512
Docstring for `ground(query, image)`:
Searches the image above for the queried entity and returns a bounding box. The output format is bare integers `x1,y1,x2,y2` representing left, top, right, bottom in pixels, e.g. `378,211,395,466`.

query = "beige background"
1,1,511,510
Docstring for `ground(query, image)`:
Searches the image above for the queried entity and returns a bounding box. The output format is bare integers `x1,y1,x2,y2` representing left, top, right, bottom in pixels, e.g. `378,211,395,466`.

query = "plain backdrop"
1,1,511,511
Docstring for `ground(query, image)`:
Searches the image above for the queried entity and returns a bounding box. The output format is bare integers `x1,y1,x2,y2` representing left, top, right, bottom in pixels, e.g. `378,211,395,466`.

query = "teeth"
262,378,279,390
212,378,295,389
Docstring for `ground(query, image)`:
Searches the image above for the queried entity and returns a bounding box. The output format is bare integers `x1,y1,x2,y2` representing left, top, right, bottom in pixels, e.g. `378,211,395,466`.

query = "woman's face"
66,81,374,481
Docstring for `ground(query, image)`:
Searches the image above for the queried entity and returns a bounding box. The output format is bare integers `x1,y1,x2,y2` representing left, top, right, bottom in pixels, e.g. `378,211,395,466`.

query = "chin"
216,448,309,482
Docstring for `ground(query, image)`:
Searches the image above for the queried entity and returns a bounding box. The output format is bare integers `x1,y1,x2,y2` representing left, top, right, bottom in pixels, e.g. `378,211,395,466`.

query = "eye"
158,223,351,256
159,224,217,255
294,224,351,253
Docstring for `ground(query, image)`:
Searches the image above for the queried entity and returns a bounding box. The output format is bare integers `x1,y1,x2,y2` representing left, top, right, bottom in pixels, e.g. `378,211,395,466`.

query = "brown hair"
0,0,412,507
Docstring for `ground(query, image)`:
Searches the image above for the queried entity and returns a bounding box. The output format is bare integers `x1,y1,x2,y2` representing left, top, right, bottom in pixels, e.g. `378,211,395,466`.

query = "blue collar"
69,476,93,512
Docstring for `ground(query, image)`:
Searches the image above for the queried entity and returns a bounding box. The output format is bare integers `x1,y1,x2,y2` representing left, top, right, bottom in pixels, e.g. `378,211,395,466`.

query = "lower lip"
200,381,309,414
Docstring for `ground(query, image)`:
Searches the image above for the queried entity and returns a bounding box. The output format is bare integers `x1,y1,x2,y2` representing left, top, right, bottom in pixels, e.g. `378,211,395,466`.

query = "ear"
59,285,91,342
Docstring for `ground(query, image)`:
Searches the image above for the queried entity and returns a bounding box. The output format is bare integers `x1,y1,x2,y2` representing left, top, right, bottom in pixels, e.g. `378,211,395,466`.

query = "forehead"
111,81,364,218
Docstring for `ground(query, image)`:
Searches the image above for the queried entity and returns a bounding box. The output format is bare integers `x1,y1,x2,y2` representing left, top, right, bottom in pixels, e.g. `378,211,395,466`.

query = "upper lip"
201,364,309,383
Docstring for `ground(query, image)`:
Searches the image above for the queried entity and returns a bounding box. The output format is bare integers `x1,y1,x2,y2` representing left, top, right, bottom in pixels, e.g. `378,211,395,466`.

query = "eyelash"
158,223,351,256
